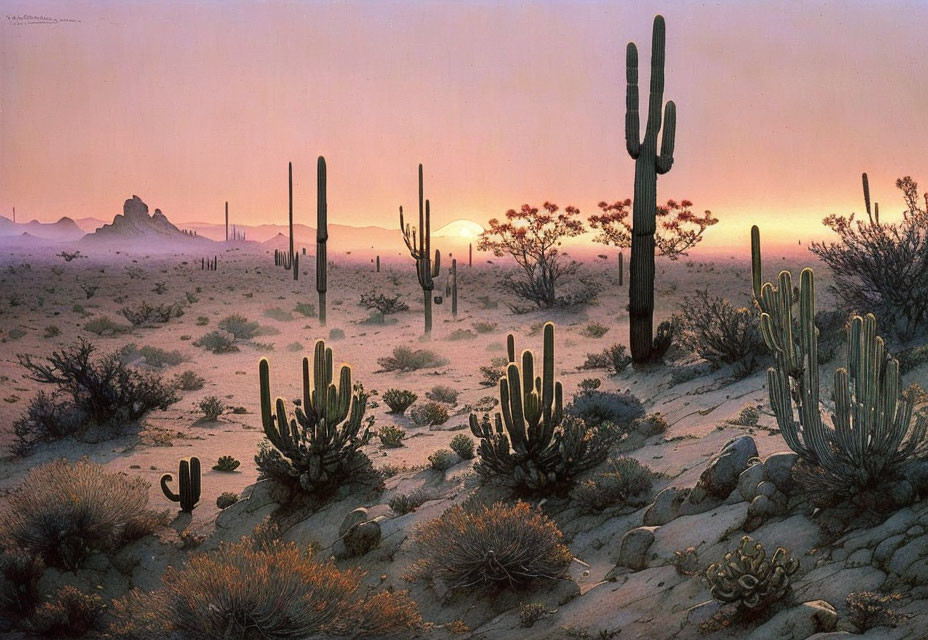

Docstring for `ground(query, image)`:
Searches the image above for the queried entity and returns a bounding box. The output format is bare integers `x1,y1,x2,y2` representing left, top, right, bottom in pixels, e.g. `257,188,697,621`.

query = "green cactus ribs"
469,322,609,494
626,15,676,364
399,164,441,335
161,456,201,512
256,339,375,495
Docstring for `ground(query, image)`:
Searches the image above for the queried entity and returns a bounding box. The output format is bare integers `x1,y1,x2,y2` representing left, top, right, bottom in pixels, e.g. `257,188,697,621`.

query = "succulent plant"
317,156,328,325
399,164,441,335
705,536,799,610
213,455,240,472
161,456,201,512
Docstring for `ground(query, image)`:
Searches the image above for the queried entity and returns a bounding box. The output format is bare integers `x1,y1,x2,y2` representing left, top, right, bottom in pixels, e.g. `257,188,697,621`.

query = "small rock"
616,526,658,570
738,462,766,502
764,451,798,493
694,436,758,500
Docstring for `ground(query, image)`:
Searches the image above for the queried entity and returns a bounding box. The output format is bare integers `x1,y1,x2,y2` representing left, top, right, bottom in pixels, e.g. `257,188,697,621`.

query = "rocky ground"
1,244,927,639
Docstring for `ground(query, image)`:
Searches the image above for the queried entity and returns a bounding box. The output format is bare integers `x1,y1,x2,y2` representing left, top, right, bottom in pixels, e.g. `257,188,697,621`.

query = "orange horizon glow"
2,0,926,255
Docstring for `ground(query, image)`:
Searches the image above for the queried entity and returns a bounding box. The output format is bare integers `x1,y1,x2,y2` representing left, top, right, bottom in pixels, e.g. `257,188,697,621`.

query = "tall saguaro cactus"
626,15,676,364
400,164,441,335
317,156,328,325
451,258,458,317
225,201,229,242
288,162,296,280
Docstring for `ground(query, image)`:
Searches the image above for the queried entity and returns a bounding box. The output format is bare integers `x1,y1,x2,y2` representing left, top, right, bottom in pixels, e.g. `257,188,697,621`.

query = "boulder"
694,436,758,500
616,526,658,570
738,461,767,502
644,486,691,526
764,452,799,493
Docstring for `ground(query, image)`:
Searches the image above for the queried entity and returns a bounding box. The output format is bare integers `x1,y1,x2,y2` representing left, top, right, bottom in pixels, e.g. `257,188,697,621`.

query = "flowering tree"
588,199,717,259
478,203,586,309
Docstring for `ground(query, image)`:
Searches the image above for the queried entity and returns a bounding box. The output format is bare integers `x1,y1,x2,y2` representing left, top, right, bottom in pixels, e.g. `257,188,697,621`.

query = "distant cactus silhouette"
317,156,328,326
400,164,441,335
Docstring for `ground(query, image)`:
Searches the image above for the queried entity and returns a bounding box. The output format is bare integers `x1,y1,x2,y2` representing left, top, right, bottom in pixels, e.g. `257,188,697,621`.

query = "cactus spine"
626,15,676,364
161,456,201,512
400,164,441,335
317,156,328,326
451,258,458,317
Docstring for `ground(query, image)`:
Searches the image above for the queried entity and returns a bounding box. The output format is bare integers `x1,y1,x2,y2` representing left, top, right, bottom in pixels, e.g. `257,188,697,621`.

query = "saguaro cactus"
225,201,229,242
400,164,441,335
317,156,328,326
288,162,295,277
376,255,380,272
618,251,624,286
161,456,201,512
469,242,472,267
451,258,458,317
626,15,676,364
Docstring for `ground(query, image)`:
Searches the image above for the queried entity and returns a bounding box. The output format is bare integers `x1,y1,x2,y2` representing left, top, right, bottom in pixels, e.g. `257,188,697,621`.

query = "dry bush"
0,459,161,570
572,457,656,512
29,585,105,637
377,346,447,372
410,401,450,427
678,290,766,375
217,314,260,340
414,501,572,590
382,389,417,413
108,532,420,639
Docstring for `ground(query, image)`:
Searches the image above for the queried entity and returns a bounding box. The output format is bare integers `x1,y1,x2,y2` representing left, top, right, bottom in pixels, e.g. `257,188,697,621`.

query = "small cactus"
706,536,799,610
161,456,201,512
213,455,240,472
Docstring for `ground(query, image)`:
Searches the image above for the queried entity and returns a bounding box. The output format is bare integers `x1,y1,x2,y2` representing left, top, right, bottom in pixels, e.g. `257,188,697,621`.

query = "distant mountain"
73,217,109,233
0,216,85,241
82,196,213,251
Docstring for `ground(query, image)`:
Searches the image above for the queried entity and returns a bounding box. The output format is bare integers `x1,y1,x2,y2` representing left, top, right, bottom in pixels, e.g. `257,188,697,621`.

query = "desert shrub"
0,549,44,618
810,175,928,342
414,501,572,590
428,449,457,471
474,395,498,412
518,603,548,628
472,321,497,334
705,536,799,611
83,316,129,336
172,370,205,391
293,302,316,317
580,343,631,375
216,492,239,509
43,325,60,339
572,457,656,512
382,389,417,414
217,314,260,340
846,591,908,630
898,343,928,375
328,328,346,340
447,328,477,341
0,459,160,570
263,307,295,322
678,290,766,375
195,315,209,326
30,585,105,637
581,322,610,338
121,301,183,327
476,295,498,310
378,425,406,448
479,356,509,387
359,292,409,316
212,456,240,472
194,330,238,354
108,531,421,639
449,434,475,460
13,340,177,454
389,489,432,515
411,401,450,427
286,341,304,352
7,327,26,340
426,385,459,405
578,378,602,394
118,343,185,368
255,342,377,497
198,395,225,421
636,412,669,435
734,405,760,426
565,389,644,428
377,346,447,372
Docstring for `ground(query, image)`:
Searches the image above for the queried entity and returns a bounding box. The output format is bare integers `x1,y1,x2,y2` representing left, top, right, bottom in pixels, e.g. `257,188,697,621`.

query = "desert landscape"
2,2,928,639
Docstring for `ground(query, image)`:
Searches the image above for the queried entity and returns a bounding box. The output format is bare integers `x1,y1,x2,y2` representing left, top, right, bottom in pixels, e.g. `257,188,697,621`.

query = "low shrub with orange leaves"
109,525,421,639
414,501,572,590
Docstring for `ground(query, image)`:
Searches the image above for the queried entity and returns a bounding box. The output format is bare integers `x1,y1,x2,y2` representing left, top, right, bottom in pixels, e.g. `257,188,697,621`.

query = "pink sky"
1,0,926,254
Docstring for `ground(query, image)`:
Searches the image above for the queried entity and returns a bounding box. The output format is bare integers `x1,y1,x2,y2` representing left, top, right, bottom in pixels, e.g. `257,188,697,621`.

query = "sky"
1,0,927,255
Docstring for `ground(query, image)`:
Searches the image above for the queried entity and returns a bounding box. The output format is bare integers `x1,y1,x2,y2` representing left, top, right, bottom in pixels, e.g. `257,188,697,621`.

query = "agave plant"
255,340,374,495
706,535,799,610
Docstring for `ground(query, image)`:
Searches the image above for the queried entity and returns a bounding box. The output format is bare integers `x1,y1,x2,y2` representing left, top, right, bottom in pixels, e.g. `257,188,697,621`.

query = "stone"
764,451,799,493
339,507,370,537
685,600,721,626
694,436,758,500
756,480,777,498
746,600,837,640
342,519,382,558
738,462,767,502
890,479,915,507
616,526,658,570
873,534,906,568
643,486,691,526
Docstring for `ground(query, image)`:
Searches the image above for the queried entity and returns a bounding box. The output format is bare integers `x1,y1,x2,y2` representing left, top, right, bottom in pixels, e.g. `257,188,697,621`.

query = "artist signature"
6,13,81,25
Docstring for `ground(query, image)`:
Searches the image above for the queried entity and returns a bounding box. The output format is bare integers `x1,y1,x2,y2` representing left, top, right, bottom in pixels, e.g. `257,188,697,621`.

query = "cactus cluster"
399,164,441,335
161,456,201,512
201,256,217,271
626,15,677,364
706,536,799,610
255,340,374,494
752,226,927,498
469,322,609,494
